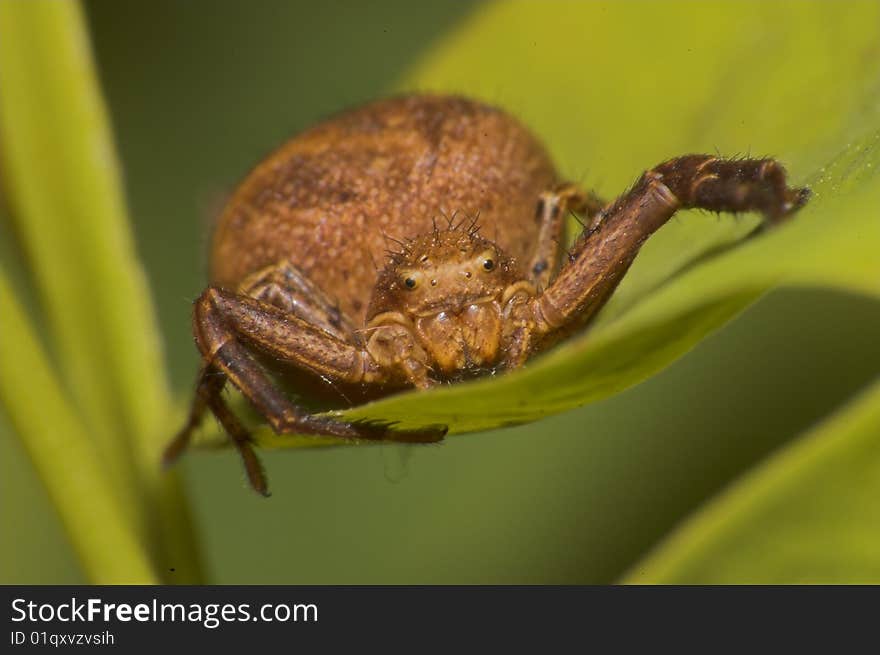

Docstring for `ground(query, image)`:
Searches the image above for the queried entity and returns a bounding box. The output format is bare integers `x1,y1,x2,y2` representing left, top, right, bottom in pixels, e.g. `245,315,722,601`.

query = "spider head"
366,223,523,376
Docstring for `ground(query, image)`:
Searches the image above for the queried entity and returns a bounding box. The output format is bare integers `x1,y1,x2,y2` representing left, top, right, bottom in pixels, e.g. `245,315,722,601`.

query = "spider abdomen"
209,94,559,325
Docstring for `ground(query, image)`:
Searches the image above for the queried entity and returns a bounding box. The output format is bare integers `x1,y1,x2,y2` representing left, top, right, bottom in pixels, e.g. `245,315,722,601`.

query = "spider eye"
404,277,417,289
482,258,495,271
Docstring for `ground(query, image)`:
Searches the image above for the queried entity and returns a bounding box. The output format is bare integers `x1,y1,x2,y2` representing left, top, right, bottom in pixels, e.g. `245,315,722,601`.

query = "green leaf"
0,1,202,582
191,1,880,451
0,272,158,584
623,375,880,583
0,0,175,457
1,0,141,503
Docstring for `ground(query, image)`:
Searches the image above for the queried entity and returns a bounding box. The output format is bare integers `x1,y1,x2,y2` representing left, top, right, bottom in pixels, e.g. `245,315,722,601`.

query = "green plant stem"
0,272,158,584
0,0,203,582
0,0,144,527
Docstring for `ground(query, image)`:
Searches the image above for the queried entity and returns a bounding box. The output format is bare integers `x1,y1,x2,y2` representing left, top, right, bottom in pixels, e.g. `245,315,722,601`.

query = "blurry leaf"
0,271,158,584
190,1,880,451
1,0,143,502
623,375,880,583
0,0,174,475
0,1,202,582
395,0,880,306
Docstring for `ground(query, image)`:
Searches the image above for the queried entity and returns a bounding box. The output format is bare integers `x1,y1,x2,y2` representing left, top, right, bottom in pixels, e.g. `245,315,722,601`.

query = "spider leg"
166,260,447,494
162,363,225,469
171,258,358,443
498,186,608,369
527,184,606,290
203,379,270,496
163,362,272,495
238,260,359,343
531,154,810,337
193,286,446,443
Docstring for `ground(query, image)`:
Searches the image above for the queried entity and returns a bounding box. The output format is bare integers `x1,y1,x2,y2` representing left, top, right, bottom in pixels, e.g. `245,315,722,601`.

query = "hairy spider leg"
162,363,224,470
497,187,607,368
239,260,360,343
167,261,446,494
191,287,444,435
527,184,606,290
163,362,271,494
532,155,810,337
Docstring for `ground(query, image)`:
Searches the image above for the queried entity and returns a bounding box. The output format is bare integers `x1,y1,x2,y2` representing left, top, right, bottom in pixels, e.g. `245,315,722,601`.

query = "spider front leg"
499,185,607,368
164,265,446,495
166,259,364,459
191,288,444,438
523,155,810,348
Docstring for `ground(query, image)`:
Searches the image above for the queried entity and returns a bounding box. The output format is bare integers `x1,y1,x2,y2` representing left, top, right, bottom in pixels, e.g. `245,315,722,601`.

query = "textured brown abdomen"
210,94,559,325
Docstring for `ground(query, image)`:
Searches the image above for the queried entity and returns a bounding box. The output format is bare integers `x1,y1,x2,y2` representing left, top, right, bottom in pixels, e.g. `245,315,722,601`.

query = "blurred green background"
2,0,880,583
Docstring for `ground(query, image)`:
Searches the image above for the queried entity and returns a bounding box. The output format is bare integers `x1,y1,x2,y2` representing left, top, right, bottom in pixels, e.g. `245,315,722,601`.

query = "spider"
163,94,809,495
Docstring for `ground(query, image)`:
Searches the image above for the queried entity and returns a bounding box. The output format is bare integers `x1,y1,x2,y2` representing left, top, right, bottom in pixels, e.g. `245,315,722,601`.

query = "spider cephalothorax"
366,221,525,379
163,94,809,495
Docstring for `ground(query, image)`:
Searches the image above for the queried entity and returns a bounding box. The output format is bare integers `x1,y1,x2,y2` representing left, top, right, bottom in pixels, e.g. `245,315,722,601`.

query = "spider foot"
236,437,270,497
330,416,448,444
775,186,812,222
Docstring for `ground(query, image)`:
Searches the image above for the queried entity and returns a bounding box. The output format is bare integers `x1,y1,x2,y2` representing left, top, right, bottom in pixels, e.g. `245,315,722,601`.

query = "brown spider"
163,94,809,495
